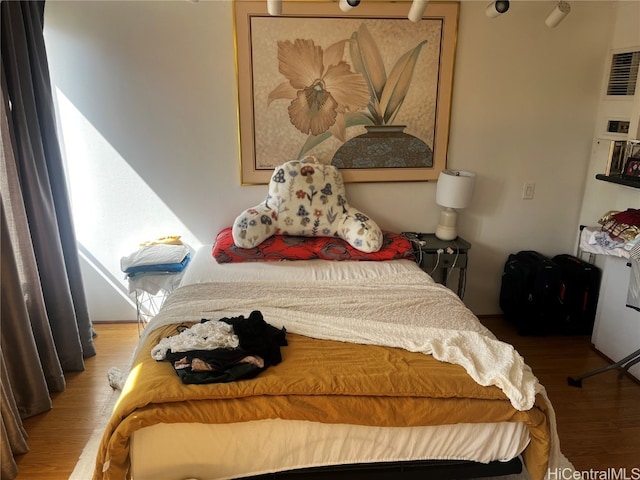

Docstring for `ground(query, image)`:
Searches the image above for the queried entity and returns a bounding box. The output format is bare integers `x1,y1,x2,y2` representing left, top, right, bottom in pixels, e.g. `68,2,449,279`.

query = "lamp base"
435,208,458,241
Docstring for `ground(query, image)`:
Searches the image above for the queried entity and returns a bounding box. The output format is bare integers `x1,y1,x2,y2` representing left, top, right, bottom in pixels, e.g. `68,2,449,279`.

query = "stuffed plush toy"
232,158,383,253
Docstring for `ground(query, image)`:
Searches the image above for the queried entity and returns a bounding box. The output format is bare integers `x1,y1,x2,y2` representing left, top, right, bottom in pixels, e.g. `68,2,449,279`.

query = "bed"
94,159,563,480
94,245,564,480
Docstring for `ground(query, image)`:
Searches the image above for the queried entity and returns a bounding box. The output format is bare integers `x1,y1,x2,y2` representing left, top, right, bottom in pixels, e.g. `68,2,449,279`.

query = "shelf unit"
595,174,640,189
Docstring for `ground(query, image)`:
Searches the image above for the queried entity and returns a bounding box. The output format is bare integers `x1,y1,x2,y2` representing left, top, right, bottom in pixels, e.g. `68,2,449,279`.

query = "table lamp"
435,169,476,241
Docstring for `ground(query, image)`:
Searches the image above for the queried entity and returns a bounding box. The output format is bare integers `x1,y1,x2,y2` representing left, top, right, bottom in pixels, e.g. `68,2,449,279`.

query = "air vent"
606,50,640,96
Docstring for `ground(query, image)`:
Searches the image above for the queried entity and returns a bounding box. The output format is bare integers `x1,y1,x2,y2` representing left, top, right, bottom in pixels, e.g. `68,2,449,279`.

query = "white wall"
44,0,626,320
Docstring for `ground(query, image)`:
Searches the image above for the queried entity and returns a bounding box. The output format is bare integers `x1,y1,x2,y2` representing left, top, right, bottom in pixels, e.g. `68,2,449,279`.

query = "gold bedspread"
94,324,551,480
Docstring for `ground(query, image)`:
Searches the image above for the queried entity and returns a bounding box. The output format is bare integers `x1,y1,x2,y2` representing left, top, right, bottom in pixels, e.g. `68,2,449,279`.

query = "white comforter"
149,270,536,410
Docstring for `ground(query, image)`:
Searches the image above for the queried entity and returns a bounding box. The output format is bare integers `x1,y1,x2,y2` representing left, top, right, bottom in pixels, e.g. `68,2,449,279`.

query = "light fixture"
435,169,476,241
267,0,282,16
485,0,510,18
408,0,428,23
339,0,360,12
545,1,570,28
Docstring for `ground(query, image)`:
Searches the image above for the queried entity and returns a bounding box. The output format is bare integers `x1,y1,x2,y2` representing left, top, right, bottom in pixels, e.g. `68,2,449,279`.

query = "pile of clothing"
581,209,640,310
120,236,192,294
152,310,288,384
595,209,640,311
593,209,640,252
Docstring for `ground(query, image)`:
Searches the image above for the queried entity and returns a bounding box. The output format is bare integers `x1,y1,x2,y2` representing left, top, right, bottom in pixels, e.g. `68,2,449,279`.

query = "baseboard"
92,320,137,324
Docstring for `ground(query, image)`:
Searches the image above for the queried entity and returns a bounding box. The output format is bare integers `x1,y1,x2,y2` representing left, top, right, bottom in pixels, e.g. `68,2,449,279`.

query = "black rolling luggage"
499,251,562,335
552,254,601,335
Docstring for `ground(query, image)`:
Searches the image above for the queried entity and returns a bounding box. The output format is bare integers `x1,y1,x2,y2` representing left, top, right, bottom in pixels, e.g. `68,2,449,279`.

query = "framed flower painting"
234,0,459,184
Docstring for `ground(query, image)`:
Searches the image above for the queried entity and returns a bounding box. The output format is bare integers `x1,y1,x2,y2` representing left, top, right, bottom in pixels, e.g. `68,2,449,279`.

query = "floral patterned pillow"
232,158,383,253
214,228,413,263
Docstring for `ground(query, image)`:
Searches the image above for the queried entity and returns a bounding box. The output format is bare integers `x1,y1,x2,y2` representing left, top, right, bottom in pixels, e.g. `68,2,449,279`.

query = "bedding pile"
95,265,565,480
149,272,536,410
120,243,192,295
120,244,191,277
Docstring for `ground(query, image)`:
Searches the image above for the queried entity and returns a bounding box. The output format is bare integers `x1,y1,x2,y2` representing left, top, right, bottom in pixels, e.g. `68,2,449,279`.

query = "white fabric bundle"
121,244,190,272
151,320,239,361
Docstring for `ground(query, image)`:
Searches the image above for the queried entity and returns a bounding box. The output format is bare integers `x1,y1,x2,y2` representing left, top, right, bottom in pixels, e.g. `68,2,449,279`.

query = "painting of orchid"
267,37,370,144
234,0,459,183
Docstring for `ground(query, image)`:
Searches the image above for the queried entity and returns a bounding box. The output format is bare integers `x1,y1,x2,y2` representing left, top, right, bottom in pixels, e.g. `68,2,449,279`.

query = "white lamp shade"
436,169,476,209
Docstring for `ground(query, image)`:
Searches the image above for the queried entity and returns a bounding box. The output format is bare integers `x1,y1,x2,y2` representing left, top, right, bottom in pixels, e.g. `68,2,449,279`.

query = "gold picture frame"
234,0,459,184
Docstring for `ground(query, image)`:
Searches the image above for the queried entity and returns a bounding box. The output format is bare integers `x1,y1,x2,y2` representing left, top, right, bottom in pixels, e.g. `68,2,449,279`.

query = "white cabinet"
591,255,640,380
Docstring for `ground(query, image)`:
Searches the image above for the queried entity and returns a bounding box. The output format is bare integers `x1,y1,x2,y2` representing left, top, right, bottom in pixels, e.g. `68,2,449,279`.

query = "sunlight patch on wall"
54,88,202,291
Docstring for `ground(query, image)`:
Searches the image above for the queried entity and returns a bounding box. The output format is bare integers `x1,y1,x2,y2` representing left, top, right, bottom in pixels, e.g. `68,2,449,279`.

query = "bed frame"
243,458,524,479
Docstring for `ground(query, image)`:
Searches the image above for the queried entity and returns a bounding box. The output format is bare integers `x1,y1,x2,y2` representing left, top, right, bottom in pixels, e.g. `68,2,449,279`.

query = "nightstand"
404,233,471,299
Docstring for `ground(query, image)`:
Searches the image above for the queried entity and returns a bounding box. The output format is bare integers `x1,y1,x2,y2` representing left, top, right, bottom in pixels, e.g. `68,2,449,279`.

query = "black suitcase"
499,250,562,335
552,254,601,335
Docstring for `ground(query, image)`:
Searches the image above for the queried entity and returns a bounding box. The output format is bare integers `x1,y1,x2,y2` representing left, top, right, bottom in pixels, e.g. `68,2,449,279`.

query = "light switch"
522,182,535,200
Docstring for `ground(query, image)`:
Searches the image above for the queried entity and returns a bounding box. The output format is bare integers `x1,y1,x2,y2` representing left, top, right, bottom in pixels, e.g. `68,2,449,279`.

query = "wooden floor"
14,322,140,480
481,316,640,472
13,317,640,479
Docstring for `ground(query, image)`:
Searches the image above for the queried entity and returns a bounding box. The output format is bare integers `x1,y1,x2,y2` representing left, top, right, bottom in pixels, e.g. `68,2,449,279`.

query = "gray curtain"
1,1,96,478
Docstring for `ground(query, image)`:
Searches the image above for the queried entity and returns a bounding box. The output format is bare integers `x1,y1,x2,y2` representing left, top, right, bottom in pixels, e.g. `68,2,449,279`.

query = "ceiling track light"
545,1,571,28
408,0,429,22
267,0,282,16
485,0,510,18
339,0,360,12
267,0,567,28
